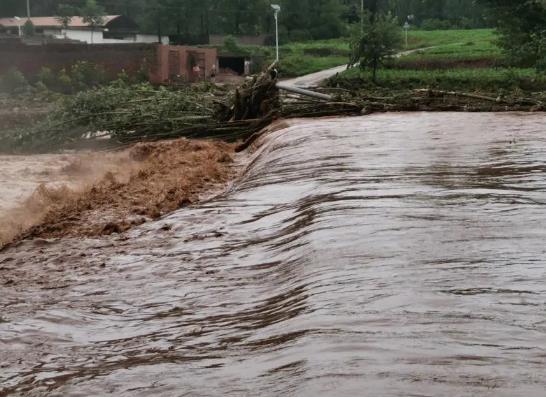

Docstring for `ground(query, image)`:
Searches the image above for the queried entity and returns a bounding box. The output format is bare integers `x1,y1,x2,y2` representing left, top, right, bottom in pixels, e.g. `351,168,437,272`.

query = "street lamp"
404,15,414,49
14,16,22,37
271,4,281,63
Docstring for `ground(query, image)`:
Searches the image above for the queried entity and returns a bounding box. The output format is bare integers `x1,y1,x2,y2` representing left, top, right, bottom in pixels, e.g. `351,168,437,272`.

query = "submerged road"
1,113,546,396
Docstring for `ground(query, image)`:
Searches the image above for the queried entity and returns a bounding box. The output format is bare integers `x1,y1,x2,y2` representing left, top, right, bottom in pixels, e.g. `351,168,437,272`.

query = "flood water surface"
1,113,546,396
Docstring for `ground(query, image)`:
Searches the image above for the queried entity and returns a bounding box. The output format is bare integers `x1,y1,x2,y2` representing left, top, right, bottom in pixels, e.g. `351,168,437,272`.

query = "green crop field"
332,67,545,92
324,28,538,94
405,29,497,49
398,29,502,68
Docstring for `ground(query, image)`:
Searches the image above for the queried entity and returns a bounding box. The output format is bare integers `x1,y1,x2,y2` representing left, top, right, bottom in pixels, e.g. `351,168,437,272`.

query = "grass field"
324,29,539,94
251,29,502,77
405,29,497,49
275,40,350,77
398,29,502,68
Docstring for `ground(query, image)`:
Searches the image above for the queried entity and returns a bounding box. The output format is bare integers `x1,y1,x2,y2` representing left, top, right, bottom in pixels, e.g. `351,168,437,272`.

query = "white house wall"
136,34,169,44
45,28,169,44
63,29,100,43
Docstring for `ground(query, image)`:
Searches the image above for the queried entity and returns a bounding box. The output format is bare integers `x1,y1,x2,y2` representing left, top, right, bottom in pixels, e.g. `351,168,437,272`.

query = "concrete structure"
0,16,169,44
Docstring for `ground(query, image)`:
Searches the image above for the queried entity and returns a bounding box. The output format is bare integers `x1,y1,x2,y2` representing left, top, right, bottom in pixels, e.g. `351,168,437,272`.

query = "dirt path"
282,47,436,88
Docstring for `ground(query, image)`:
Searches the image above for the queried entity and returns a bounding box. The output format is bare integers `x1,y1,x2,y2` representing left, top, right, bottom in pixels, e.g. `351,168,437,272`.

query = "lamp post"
404,15,414,49
14,16,22,37
271,4,281,63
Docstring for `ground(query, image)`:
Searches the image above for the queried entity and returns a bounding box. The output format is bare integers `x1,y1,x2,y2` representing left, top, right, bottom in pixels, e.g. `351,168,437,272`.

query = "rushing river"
1,113,546,396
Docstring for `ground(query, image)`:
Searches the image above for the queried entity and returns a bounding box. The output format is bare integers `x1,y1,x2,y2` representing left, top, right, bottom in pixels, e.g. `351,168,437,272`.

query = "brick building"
0,41,218,84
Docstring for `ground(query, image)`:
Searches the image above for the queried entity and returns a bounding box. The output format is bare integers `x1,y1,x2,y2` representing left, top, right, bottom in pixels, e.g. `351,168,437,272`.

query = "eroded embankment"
0,139,235,248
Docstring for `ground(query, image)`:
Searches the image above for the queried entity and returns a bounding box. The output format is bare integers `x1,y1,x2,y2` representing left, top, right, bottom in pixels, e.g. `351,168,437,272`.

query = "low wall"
0,42,158,79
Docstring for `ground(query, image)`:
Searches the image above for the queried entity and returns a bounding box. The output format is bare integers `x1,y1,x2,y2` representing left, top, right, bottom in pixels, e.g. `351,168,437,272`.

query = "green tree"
22,19,35,36
480,0,546,68
82,0,105,44
350,12,402,82
56,4,77,38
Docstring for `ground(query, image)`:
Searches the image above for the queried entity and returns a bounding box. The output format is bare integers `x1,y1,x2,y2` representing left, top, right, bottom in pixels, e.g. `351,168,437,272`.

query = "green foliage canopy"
479,0,546,69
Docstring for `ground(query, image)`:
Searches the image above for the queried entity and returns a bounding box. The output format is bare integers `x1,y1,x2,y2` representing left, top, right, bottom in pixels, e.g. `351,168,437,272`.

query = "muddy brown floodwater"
1,112,546,396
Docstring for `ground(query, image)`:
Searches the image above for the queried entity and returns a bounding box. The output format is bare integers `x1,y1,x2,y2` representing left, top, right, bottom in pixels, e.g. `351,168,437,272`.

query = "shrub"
135,61,151,83
0,68,29,94
23,19,35,36
34,81,49,93
70,61,108,90
57,69,73,93
116,69,130,84
37,67,56,88
224,35,241,54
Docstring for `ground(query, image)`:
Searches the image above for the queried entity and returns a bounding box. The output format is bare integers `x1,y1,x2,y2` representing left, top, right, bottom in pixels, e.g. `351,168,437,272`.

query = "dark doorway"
218,56,245,75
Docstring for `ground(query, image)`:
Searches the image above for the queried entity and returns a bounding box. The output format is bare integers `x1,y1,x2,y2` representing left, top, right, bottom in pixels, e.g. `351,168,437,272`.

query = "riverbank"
0,138,236,249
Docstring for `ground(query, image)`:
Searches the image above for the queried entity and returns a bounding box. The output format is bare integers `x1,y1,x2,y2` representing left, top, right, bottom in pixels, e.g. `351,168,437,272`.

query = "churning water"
1,113,546,396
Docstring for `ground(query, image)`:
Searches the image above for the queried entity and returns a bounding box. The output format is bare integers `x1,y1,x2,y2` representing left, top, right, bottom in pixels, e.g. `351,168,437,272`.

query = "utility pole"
26,0,31,19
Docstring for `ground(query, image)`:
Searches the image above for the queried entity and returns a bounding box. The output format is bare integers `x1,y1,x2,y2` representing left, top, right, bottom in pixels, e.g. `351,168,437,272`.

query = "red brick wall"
0,42,158,79
151,45,217,84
